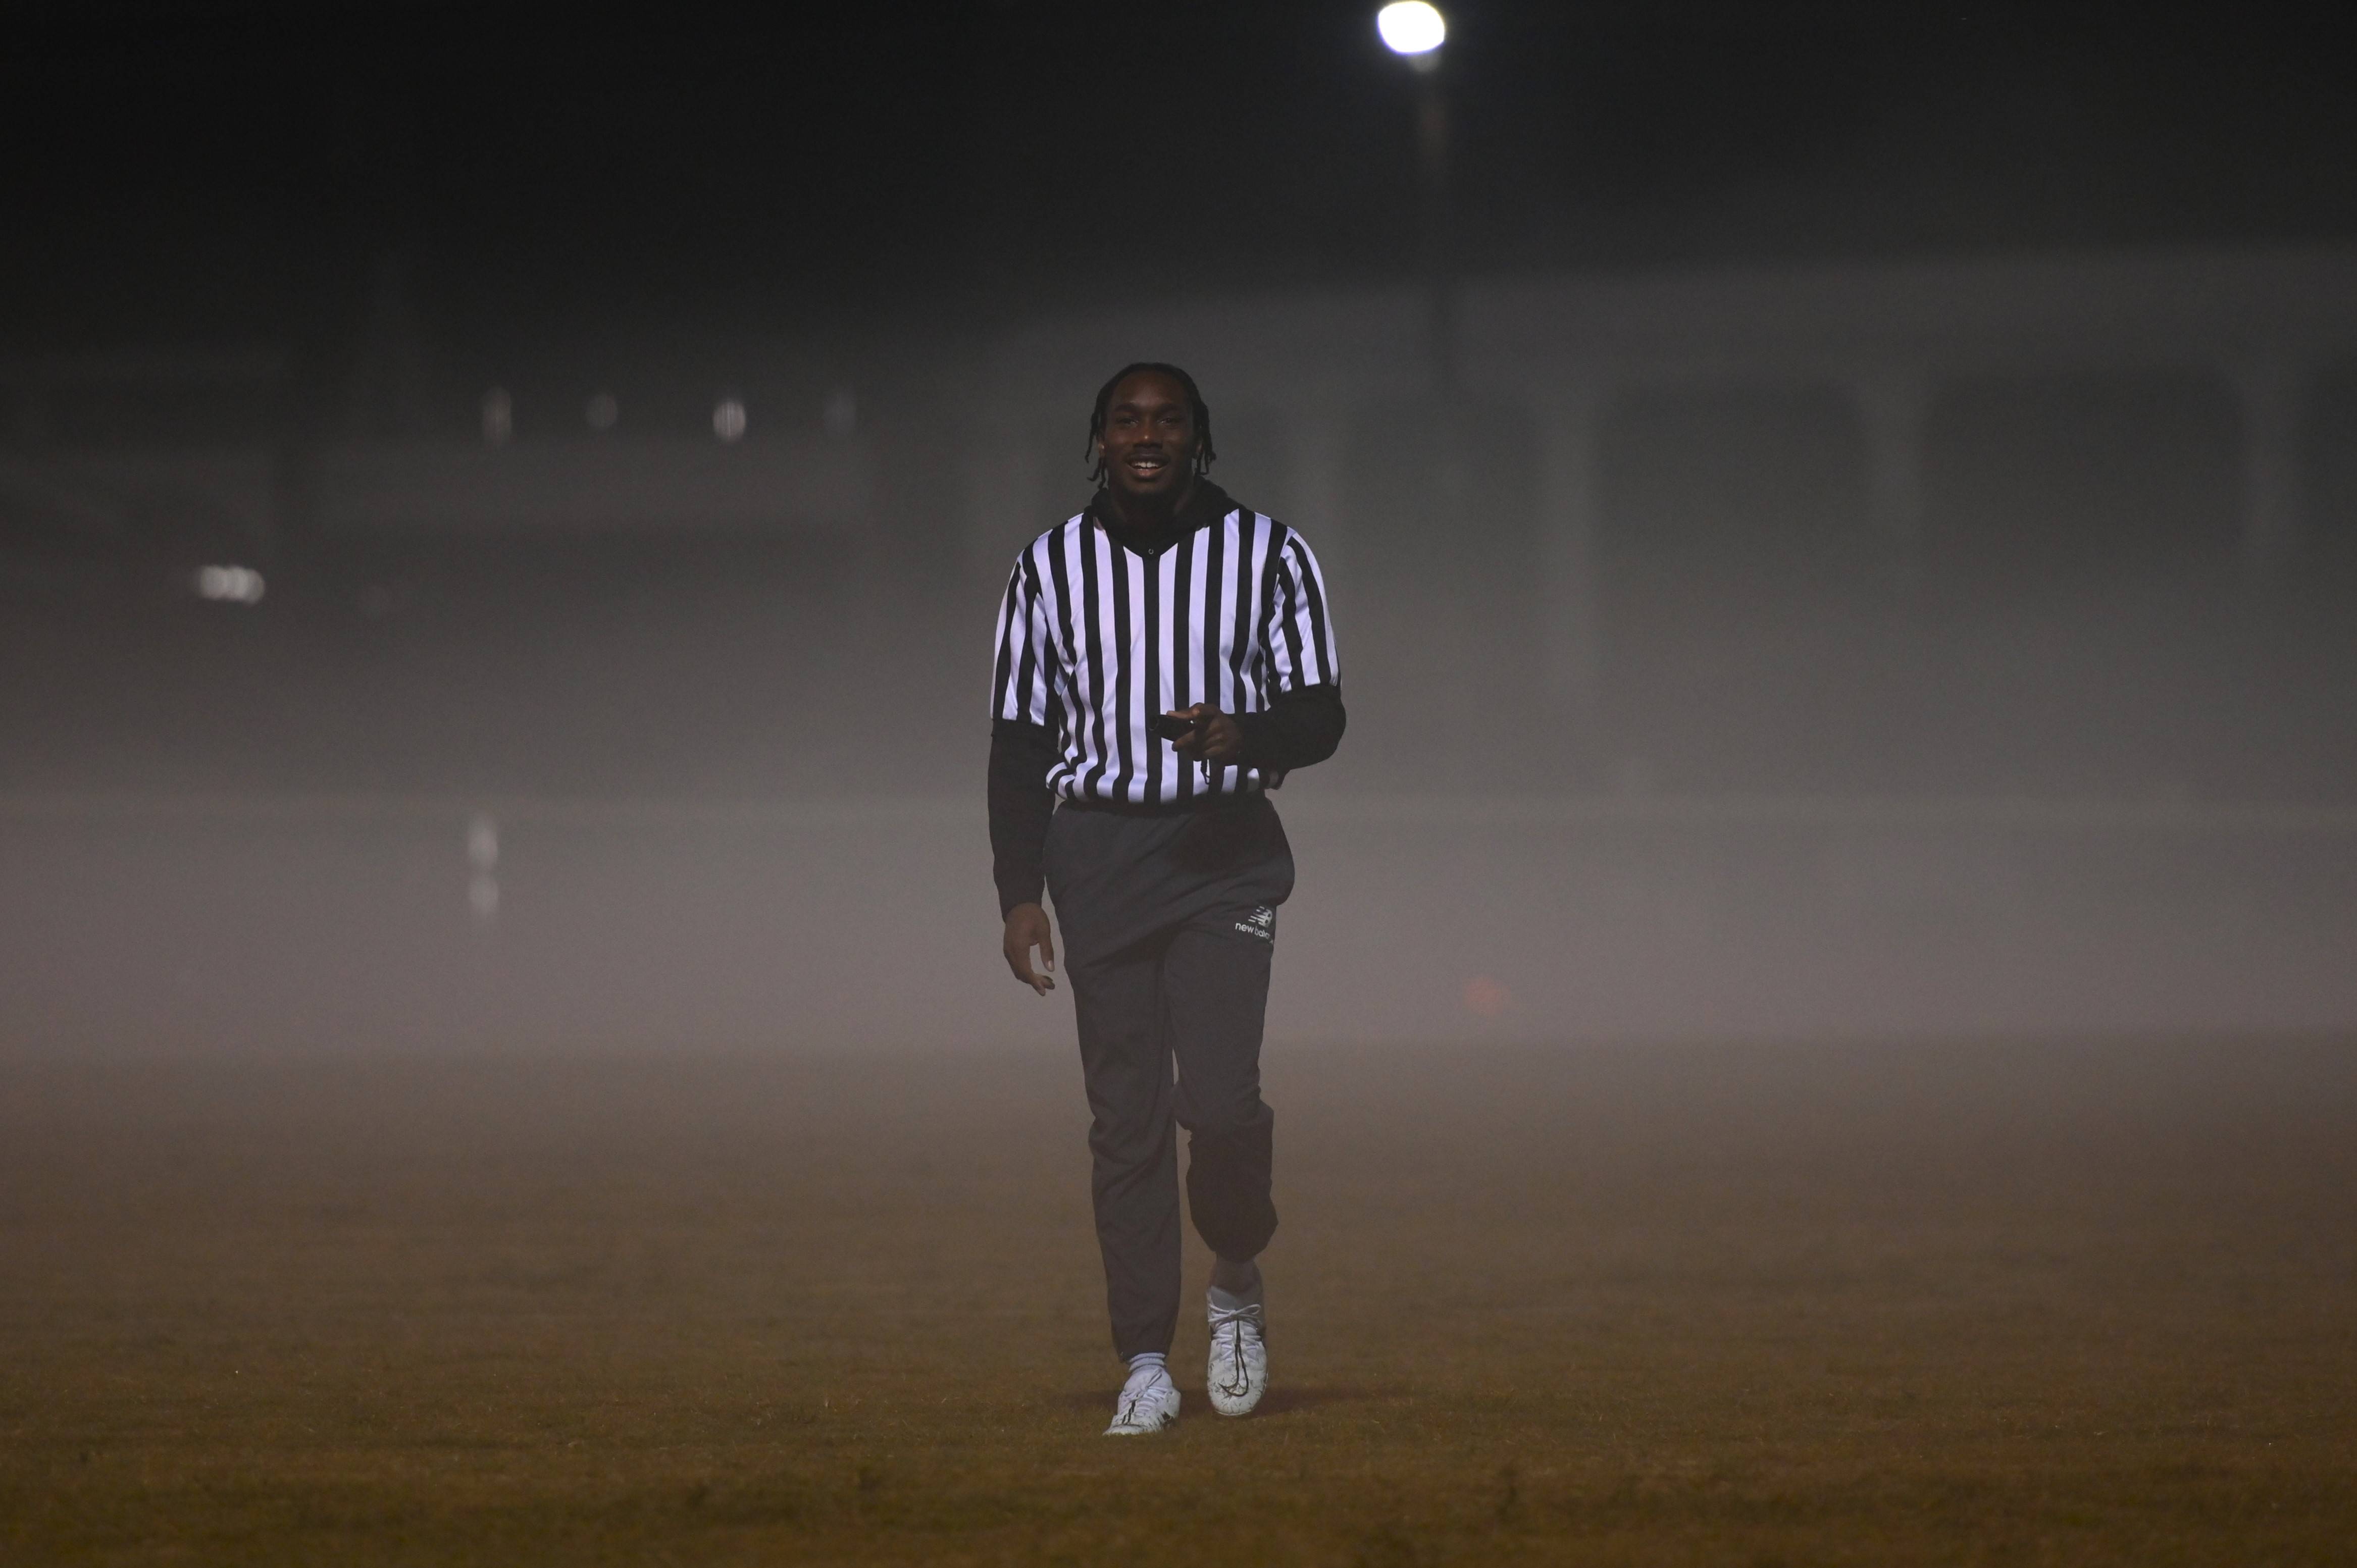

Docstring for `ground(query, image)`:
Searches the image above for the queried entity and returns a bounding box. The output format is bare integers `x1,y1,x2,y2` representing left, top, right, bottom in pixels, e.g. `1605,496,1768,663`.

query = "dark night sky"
6,2,2356,353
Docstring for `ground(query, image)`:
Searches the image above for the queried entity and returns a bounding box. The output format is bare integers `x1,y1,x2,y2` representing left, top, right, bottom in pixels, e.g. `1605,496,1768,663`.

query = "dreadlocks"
1085,362,1216,484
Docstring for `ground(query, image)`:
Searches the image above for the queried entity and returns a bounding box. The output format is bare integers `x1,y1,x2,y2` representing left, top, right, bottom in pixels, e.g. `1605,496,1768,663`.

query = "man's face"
1096,372,1200,504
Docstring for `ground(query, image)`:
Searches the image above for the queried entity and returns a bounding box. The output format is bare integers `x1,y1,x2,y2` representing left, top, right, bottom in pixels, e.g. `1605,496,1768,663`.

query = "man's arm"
990,717,1059,993
1233,682,1345,773
1166,682,1346,776
988,717,1057,916
989,551,1063,995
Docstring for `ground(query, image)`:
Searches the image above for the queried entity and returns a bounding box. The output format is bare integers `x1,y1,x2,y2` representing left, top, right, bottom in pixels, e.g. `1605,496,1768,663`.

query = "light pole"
1377,2,1451,395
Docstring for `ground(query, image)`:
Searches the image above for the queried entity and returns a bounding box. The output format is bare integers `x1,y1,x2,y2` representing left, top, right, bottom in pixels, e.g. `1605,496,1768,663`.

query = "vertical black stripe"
1200,514,1226,797
1233,513,1262,792
1170,529,1199,802
1047,539,1078,796
1270,535,1308,692
991,565,1020,718
1012,555,1042,721
1290,534,1335,686
1103,535,1131,797
1045,525,1079,790
1233,513,1259,709
1140,541,1163,803
1117,539,1143,796
1076,523,1110,799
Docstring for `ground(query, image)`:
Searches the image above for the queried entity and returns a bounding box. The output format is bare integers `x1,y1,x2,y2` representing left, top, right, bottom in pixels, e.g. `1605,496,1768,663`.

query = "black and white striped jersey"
991,497,1340,806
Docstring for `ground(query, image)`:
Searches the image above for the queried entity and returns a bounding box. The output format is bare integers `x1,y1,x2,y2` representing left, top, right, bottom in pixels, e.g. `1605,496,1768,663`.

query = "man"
988,363,1345,1436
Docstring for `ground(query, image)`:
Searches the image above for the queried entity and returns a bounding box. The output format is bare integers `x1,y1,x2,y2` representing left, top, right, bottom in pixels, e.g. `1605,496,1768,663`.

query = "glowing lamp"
1376,2,1445,58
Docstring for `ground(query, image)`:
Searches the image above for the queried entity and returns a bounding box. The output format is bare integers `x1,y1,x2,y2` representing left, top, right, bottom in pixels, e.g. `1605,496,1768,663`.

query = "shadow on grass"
1050,1385,1391,1417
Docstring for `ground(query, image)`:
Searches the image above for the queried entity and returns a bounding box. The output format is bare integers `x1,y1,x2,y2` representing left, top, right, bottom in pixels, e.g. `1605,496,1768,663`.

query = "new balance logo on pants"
1233,906,1275,943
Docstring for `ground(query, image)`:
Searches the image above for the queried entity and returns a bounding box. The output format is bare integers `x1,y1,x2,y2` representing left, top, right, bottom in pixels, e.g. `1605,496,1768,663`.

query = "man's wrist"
1228,709,1268,768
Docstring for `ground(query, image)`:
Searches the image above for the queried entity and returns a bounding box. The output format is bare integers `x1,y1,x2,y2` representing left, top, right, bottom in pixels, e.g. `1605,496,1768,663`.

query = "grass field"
2,1038,2353,1565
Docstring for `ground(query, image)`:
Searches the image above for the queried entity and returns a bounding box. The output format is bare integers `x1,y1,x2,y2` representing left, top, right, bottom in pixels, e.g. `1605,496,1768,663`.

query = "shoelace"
1206,1302,1264,1392
1115,1370,1172,1428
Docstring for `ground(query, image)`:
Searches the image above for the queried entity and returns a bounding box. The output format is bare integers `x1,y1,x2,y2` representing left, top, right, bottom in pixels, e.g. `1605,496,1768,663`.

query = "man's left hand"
1166,704,1243,766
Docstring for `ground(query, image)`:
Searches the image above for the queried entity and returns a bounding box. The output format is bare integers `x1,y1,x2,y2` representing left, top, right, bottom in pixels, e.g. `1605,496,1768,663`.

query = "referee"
989,363,1345,1435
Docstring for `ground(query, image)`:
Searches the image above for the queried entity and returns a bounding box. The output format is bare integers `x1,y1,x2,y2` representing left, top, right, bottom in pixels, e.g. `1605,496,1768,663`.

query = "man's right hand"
1003,903,1057,995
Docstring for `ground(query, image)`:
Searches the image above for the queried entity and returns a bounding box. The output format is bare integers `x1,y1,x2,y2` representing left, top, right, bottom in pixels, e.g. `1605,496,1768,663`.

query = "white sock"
1125,1352,1168,1383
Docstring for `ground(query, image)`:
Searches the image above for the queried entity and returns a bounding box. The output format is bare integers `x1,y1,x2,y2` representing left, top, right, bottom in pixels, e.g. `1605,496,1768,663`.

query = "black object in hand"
1150,712,1200,742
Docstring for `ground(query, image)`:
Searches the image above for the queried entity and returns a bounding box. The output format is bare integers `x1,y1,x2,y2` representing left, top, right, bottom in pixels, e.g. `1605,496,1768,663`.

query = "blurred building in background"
5,241,2354,805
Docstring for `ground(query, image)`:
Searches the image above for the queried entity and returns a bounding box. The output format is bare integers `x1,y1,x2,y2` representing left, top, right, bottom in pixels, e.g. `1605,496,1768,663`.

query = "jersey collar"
1087,479,1237,557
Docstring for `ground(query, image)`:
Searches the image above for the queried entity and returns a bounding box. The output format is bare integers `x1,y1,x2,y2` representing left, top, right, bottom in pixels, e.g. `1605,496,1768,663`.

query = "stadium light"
194,565,265,604
1378,1,1454,389
1376,2,1445,68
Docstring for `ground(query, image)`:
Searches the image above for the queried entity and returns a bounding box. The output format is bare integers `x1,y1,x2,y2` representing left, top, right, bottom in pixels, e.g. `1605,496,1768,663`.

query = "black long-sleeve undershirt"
988,719,1061,918
988,683,1346,916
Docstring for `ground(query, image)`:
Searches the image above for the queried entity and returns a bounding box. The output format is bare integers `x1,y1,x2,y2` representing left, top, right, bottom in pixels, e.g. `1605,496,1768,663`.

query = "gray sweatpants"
1043,793,1296,1361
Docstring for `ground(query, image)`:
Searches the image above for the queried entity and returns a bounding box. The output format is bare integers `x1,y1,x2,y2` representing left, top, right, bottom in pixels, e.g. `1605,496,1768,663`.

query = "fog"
6,247,2356,1055
6,7,2356,1060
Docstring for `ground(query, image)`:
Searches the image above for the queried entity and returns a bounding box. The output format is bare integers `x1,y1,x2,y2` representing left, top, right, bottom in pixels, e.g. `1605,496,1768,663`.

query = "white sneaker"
1104,1363,1181,1436
1206,1297,1268,1417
